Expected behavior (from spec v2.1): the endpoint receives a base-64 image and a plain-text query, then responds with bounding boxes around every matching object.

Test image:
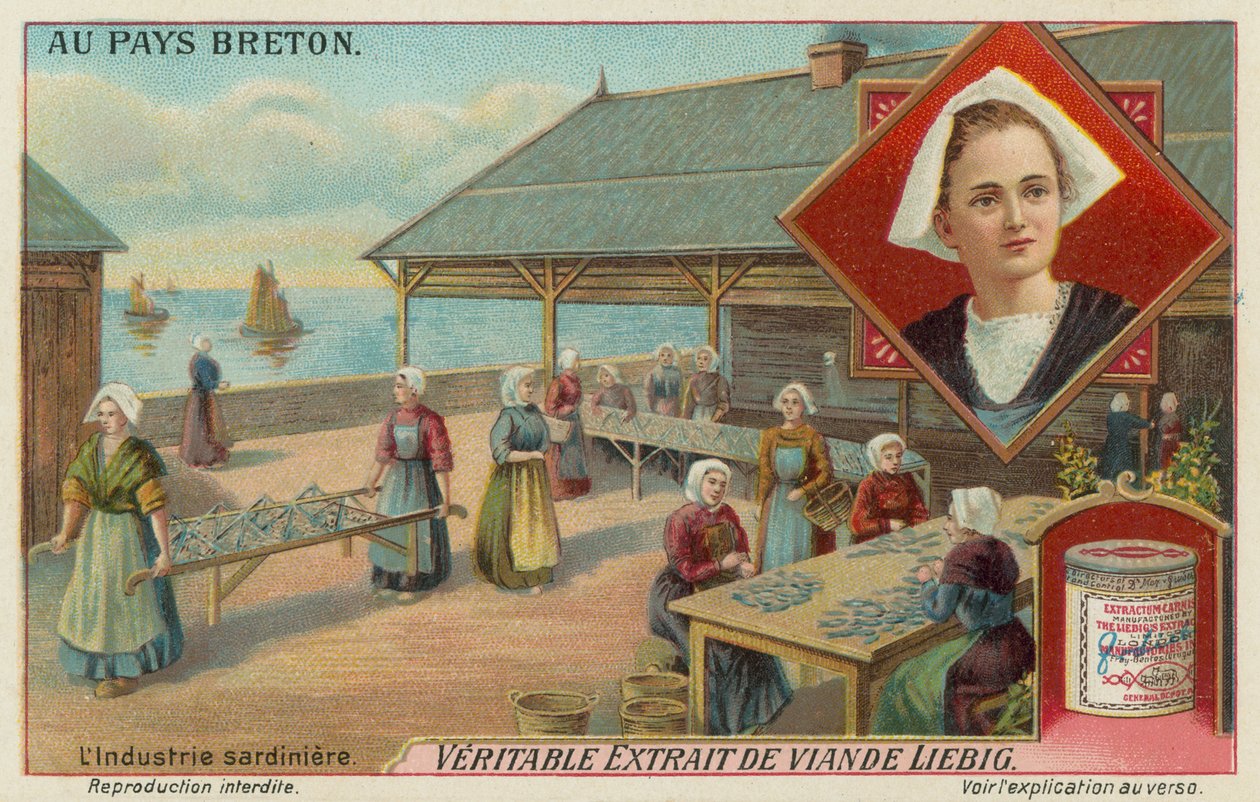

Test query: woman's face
[933,124,1063,287]
[598,369,615,388]
[944,505,967,544]
[879,444,904,475]
[568,356,580,372]
[393,376,415,405]
[696,350,712,372]
[699,470,729,507]
[96,399,129,436]
[516,375,536,404]
[658,349,674,367]
[779,390,805,423]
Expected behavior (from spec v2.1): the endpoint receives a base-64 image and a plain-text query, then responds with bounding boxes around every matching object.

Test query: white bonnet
[83,382,143,427]
[865,432,906,471]
[684,458,732,506]
[950,486,1003,536]
[774,382,818,416]
[397,365,426,396]
[888,66,1123,262]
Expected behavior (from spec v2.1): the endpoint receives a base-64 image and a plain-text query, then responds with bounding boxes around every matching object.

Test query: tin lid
[1064,539,1197,574]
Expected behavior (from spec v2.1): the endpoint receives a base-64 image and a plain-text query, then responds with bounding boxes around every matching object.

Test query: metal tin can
[1065,539,1196,717]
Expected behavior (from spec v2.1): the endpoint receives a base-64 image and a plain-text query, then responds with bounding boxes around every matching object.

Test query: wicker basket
[542,415,573,443]
[803,481,853,531]
[620,697,687,737]
[508,690,599,736]
[621,666,688,704]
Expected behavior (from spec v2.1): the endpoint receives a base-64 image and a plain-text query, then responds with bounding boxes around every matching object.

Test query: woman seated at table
[648,459,792,735]
[872,487,1035,736]
[756,382,835,570]
[850,433,929,543]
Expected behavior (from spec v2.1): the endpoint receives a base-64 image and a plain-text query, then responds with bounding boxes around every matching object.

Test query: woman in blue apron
[363,366,454,602]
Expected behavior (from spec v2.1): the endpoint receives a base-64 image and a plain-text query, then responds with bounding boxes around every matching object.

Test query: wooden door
[21,252,101,552]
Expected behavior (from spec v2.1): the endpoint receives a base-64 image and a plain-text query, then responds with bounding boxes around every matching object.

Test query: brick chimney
[806,40,868,90]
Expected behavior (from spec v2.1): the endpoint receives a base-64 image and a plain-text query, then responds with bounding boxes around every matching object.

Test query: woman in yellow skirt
[472,366,561,594]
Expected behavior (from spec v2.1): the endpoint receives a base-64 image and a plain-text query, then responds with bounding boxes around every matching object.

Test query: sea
[103,288,709,394]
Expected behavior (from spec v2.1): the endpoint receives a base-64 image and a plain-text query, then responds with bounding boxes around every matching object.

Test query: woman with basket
[544,347,592,500]
[755,383,838,571]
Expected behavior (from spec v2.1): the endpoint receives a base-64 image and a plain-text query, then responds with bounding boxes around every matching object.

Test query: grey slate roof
[365,24,1233,260]
[23,155,126,253]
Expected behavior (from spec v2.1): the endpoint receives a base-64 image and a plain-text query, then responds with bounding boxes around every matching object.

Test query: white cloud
[27,72,585,284]
[105,204,401,289]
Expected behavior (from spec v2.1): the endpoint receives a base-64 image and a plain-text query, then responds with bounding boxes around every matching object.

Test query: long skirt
[546,411,591,500]
[58,509,183,680]
[648,568,792,735]
[473,460,560,589]
[370,458,450,592]
[178,389,230,468]
[871,618,1034,736]
[759,447,815,571]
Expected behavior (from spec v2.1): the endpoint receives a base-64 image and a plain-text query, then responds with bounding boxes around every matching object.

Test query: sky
[25,22,1000,287]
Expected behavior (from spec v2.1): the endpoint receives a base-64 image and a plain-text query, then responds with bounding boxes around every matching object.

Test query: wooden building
[362,23,1234,514]
[21,155,127,551]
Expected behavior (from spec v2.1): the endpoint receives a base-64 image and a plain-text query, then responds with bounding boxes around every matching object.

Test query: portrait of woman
[1099,391,1152,483]
[472,366,561,594]
[178,334,232,469]
[682,345,731,423]
[647,459,792,735]
[890,67,1137,443]
[850,433,929,543]
[872,487,1035,736]
[1155,391,1184,470]
[50,382,183,698]
[756,383,835,570]
[644,343,683,417]
[362,365,453,601]
[544,347,591,500]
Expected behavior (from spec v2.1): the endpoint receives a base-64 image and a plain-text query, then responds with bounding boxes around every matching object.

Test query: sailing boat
[163,276,180,294]
[123,273,169,322]
[240,260,303,338]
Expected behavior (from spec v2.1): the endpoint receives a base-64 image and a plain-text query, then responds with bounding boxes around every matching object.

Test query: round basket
[621,666,688,703]
[803,482,853,531]
[508,690,599,736]
[620,696,687,737]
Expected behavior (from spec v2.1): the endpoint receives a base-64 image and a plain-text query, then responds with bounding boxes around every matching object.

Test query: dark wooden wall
[727,305,1233,517]
[22,251,103,552]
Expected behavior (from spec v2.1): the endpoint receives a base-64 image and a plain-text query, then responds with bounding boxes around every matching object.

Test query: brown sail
[241,260,302,337]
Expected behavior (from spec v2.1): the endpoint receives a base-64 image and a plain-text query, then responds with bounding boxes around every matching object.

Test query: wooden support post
[897,380,909,442]
[396,264,409,367]
[207,565,221,626]
[708,255,721,347]
[632,442,642,501]
[542,257,557,380]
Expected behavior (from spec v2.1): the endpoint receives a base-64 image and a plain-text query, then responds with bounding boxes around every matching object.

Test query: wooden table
[668,495,1056,735]
[582,403,930,503]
